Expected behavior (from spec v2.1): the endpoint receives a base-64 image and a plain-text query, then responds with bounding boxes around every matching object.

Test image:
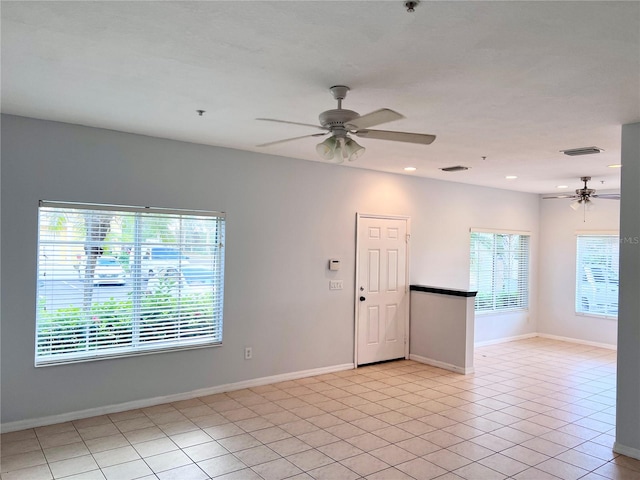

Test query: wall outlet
[244,347,252,360]
[329,280,343,290]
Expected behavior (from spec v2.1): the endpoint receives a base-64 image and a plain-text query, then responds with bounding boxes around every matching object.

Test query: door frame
[354,213,411,367]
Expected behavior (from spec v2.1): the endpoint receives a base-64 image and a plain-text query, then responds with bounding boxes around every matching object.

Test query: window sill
[475,309,529,316]
[35,340,222,367]
[575,312,618,320]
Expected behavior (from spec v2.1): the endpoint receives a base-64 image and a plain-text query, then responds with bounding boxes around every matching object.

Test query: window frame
[575,232,619,319]
[469,228,531,314]
[35,201,226,366]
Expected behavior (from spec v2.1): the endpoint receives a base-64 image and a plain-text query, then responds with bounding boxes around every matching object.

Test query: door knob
[359,296,366,302]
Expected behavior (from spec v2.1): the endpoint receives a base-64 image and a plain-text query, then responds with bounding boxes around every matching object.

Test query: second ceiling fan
[543,176,620,211]
[542,177,620,222]
[257,85,436,163]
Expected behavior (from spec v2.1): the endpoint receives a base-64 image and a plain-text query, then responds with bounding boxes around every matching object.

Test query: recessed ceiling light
[505,175,518,180]
[556,185,569,189]
[404,167,417,172]
[608,164,622,168]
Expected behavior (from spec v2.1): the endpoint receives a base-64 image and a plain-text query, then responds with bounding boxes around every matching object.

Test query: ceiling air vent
[561,146,603,156]
[440,165,469,172]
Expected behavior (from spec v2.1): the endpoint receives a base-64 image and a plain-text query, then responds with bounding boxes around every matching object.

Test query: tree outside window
[470,231,530,313]
[36,202,225,366]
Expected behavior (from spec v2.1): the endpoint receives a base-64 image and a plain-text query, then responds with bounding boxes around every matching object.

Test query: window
[469,230,530,312]
[576,234,619,318]
[36,201,225,366]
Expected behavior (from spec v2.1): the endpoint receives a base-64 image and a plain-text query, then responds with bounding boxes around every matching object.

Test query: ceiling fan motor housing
[319,109,360,129]
[577,177,594,197]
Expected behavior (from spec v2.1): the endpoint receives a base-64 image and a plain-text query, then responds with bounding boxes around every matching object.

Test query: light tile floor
[2,338,640,479]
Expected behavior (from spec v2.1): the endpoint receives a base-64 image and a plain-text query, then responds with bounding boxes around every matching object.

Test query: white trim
[475,333,538,347]
[475,333,617,350]
[354,214,361,368]
[614,442,640,461]
[575,230,619,236]
[358,213,412,221]
[537,333,617,350]
[0,363,354,433]
[475,308,529,317]
[575,312,618,320]
[40,200,225,217]
[469,227,531,236]
[409,354,474,375]
[405,217,411,361]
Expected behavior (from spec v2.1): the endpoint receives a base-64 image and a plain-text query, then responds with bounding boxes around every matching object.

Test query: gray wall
[616,122,640,458]
[1,115,539,426]
[409,291,475,373]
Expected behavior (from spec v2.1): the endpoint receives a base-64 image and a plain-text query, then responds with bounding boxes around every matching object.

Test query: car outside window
[36,201,225,366]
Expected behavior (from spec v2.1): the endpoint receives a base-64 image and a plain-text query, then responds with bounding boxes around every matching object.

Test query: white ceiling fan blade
[354,129,436,145]
[256,132,327,147]
[346,109,404,130]
[542,195,578,199]
[592,194,621,199]
[256,118,327,131]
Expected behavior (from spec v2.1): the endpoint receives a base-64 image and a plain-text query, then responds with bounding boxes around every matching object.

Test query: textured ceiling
[2,1,639,193]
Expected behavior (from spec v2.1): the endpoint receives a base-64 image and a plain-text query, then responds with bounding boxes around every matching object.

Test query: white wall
[538,189,620,347]
[0,115,539,426]
[409,186,540,346]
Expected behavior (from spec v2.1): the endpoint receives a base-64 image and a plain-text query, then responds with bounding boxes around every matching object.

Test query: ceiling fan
[256,85,436,163]
[543,176,620,211]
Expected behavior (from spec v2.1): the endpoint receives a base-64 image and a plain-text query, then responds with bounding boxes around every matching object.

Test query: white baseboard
[537,333,617,350]
[475,333,538,347]
[614,441,640,460]
[474,332,617,350]
[409,354,473,375]
[1,363,354,433]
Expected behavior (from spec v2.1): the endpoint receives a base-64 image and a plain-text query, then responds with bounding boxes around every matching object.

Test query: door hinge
[406,234,411,243]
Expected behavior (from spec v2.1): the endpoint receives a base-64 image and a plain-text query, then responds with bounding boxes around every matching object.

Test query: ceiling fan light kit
[257,85,436,164]
[316,136,338,160]
[543,176,619,220]
[315,136,366,162]
[404,1,419,13]
[343,138,366,161]
[570,198,596,212]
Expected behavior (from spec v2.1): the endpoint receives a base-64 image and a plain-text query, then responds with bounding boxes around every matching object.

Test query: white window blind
[576,234,619,318]
[36,201,225,366]
[469,230,530,312]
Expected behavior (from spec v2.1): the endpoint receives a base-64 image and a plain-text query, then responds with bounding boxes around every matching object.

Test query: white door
[356,215,409,366]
